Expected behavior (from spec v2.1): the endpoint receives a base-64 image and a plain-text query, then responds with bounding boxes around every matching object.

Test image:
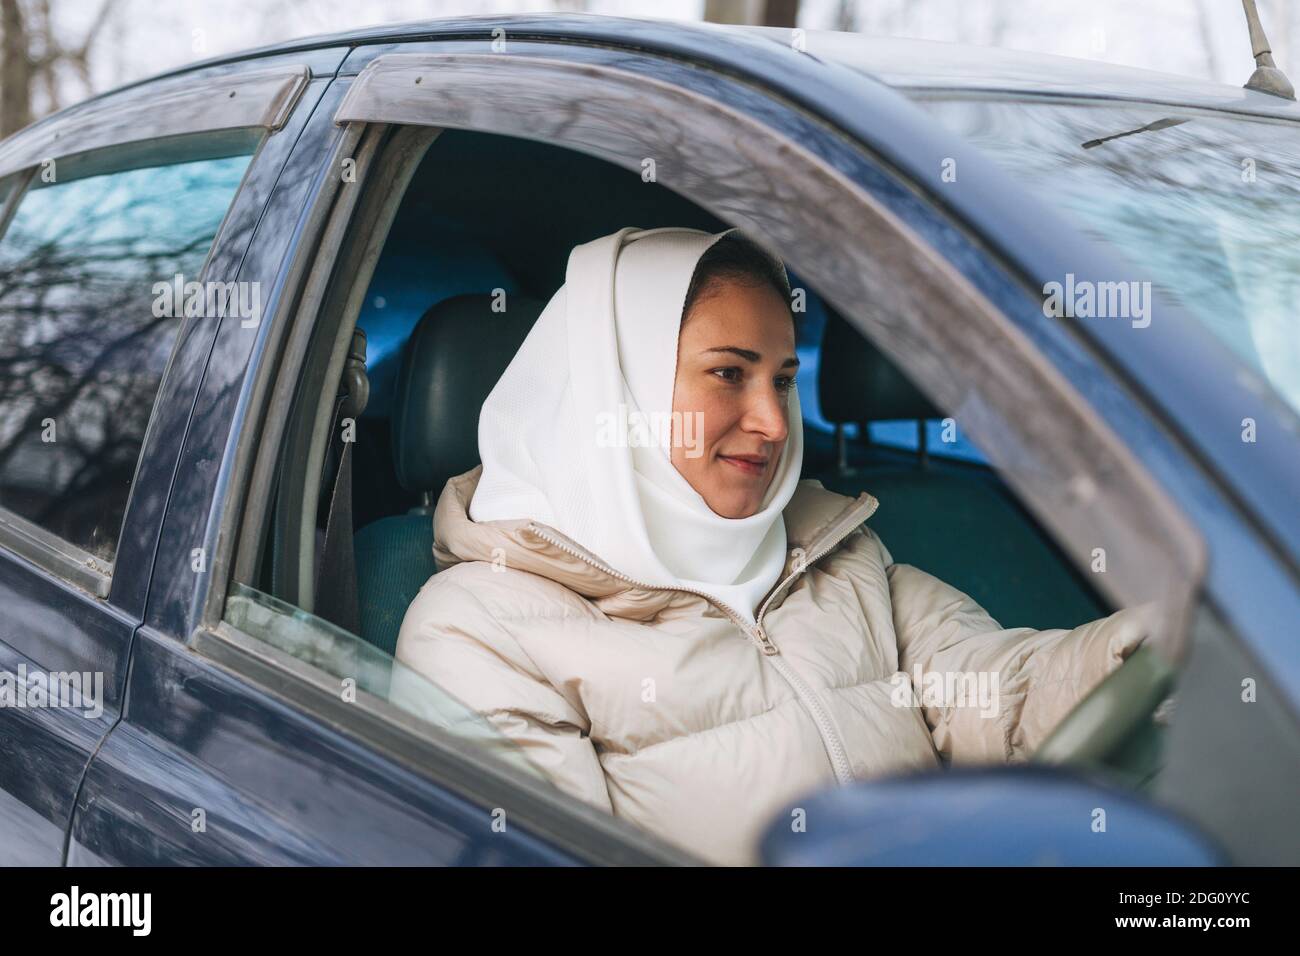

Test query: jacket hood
[432,465,878,623]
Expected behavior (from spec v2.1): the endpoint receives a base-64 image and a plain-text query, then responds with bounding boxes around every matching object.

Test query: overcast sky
[45,0,1297,113]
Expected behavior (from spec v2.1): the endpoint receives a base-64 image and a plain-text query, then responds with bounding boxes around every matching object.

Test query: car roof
[729,25,1300,121]
[71,11,1300,126]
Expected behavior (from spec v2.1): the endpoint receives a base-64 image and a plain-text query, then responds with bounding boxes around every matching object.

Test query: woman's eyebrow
[703,346,800,369]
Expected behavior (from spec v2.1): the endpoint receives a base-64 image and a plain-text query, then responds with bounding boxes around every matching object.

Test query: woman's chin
[703,490,763,520]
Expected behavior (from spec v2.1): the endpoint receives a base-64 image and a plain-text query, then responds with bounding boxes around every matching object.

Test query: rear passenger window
[865,419,989,464]
[0,137,256,561]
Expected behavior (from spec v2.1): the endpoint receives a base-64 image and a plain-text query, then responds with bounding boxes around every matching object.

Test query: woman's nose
[741,385,789,444]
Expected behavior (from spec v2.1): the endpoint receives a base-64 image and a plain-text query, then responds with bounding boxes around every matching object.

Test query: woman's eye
[711,367,742,383]
[776,376,797,392]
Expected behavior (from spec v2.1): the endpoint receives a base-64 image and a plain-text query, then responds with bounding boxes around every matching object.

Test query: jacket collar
[432,465,877,622]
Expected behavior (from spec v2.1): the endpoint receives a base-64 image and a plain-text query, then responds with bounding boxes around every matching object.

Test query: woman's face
[671,276,797,519]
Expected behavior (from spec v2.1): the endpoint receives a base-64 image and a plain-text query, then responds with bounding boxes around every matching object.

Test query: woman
[395,225,1153,866]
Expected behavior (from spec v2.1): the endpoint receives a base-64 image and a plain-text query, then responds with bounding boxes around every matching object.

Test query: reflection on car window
[914,95,1300,416]
[225,582,549,782]
[0,147,253,560]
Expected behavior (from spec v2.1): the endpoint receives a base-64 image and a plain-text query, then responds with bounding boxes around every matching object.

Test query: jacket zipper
[525,492,878,786]
[751,494,879,784]
[755,494,880,627]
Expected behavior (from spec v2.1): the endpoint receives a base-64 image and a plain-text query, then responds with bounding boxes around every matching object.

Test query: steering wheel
[1030,645,1176,777]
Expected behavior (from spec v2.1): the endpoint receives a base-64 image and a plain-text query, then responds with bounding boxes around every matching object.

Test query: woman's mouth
[718,454,768,477]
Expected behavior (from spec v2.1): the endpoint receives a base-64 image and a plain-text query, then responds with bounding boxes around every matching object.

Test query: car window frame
[263,123,435,613]
[0,64,308,183]
[324,49,1206,656]
[0,68,310,598]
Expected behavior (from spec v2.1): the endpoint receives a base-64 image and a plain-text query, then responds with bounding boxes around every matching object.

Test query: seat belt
[316,329,368,635]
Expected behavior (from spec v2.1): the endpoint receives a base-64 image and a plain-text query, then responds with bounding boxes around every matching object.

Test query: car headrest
[817,309,941,425]
[391,292,545,499]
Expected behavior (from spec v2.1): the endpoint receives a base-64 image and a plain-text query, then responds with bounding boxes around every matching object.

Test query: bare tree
[0,0,121,137]
[704,0,801,27]
[1194,0,1222,82]
[0,0,31,136]
[986,0,1011,47]
[763,0,799,28]
[833,0,857,32]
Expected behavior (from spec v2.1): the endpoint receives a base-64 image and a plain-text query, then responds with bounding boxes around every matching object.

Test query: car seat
[354,292,544,655]
[814,310,1105,630]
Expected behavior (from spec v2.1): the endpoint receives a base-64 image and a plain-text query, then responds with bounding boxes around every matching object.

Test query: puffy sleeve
[392,573,614,814]
[886,561,1155,764]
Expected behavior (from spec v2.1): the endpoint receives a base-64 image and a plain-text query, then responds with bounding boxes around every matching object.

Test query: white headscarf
[469,226,804,624]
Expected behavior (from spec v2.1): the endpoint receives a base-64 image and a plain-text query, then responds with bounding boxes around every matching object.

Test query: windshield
[911,95,1300,416]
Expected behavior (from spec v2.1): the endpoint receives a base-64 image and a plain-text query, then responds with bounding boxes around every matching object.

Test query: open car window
[220,118,1138,784]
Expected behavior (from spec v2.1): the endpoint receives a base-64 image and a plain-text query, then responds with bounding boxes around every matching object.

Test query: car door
[60,57,674,866]
[0,58,325,864]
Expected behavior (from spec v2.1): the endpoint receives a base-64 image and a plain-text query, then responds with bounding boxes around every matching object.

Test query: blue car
[0,12,1296,866]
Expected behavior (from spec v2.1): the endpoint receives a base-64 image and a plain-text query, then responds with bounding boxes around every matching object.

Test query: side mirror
[758,766,1225,866]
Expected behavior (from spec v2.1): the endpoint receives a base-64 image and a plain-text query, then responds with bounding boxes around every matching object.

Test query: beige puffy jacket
[395,465,1151,865]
